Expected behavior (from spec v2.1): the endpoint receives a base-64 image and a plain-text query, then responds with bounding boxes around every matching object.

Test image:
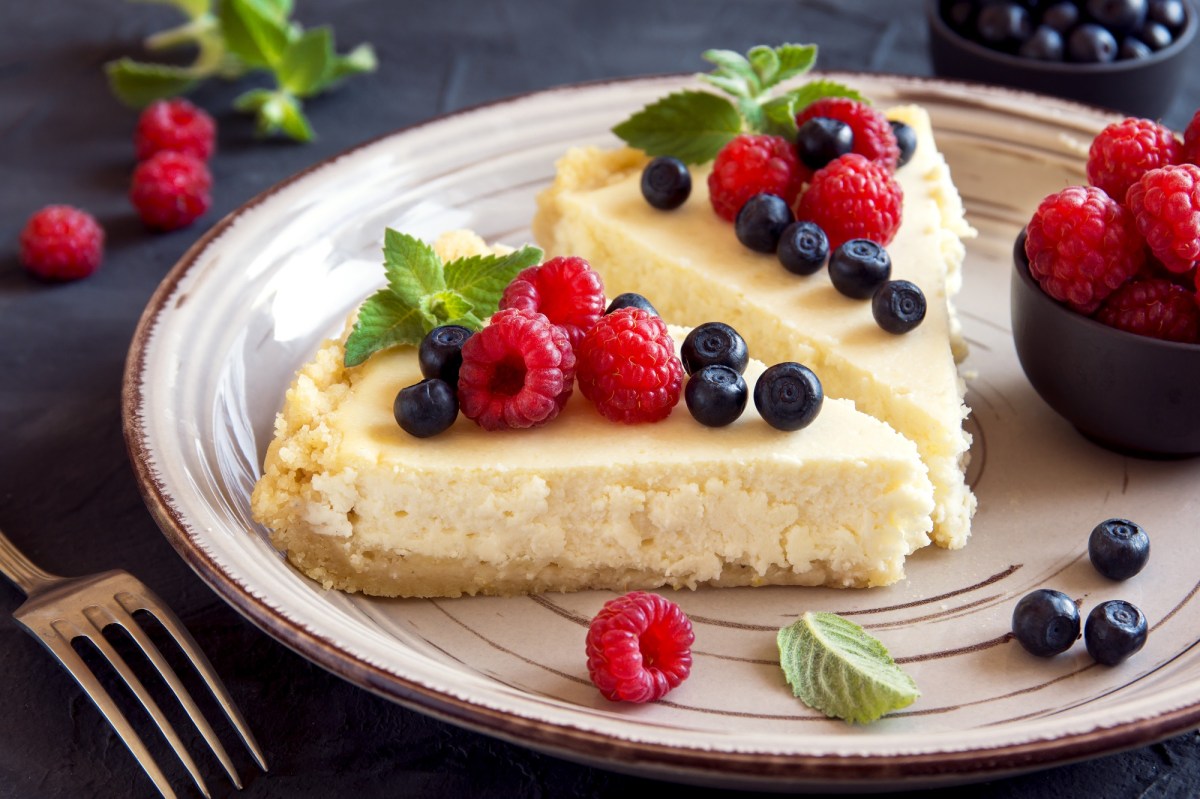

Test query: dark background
[2,1,1198,797]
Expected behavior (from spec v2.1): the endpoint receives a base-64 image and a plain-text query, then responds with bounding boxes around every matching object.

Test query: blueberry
[829,239,892,300]
[1088,518,1150,580]
[976,2,1034,51]
[1068,22,1120,60]
[685,365,748,427]
[1020,25,1066,59]
[872,280,927,334]
[1120,35,1154,57]
[640,156,692,210]
[419,325,473,387]
[1085,599,1148,665]
[1149,0,1186,32]
[753,362,823,431]
[1138,19,1174,48]
[1011,589,1081,657]
[681,322,749,375]
[606,292,659,316]
[735,193,795,254]
[777,221,830,276]
[1041,1,1081,32]
[890,120,917,168]
[796,117,854,170]
[1087,0,1148,34]
[394,378,458,438]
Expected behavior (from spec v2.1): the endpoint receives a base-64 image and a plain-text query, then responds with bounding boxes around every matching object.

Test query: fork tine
[81,606,212,799]
[123,591,269,772]
[25,617,180,799]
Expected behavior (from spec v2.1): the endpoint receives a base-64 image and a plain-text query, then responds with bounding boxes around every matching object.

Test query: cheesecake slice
[251,232,936,598]
[533,105,976,549]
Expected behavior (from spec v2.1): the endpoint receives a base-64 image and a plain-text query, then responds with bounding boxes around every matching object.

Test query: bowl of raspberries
[927,0,1197,117]
[1012,110,1200,456]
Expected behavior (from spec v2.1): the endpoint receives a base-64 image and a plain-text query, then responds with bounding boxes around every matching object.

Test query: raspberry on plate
[793,153,903,251]
[576,307,683,423]
[456,308,576,430]
[1096,278,1200,343]
[585,591,694,703]
[707,133,809,222]
[1024,185,1144,313]
[134,98,217,162]
[1126,163,1200,274]
[18,205,104,281]
[130,151,213,231]
[498,255,606,349]
[795,97,901,171]
[1086,117,1181,203]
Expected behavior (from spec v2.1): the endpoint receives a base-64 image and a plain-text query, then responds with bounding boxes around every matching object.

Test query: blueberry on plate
[796,117,853,170]
[872,280,927,334]
[640,156,692,210]
[829,239,892,299]
[1011,589,1081,657]
[606,292,659,316]
[753,362,823,431]
[685,364,748,427]
[681,322,749,375]
[735,193,794,254]
[777,220,829,276]
[394,378,458,438]
[419,325,473,387]
[1085,599,1148,665]
[890,120,917,168]
[1088,518,1150,580]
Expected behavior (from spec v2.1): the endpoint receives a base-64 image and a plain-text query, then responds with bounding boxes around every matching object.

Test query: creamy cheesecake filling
[532,105,976,548]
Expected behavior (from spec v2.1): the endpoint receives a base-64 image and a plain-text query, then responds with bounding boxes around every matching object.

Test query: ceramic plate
[123,74,1200,791]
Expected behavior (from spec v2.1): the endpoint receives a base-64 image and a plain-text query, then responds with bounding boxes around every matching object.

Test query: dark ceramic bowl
[927,0,1198,118]
[1011,231,1200,457]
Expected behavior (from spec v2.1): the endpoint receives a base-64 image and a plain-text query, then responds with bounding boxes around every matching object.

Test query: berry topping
[585,591,694,703]
[872,280,927,334]
[129,151,213,231]
[795,117,853,170]
[1085,599,1148,665]
[707,133,808,222]
[1088,519,1151,580]
[1067,23,1119,62]
[1011,589,1081,657]
[499,255,606,349]
[394,378,458,438]
[777,220,830,276]
[134,98,217,162]
[890,120,917,168]
[456,308,576,431]
[794,153,903,251]
[680,322,749,375]
[685,364,748,427]
[734,193,794,253]
[606,292,659,316]
[18,205,104,282]
[753,362,823,432]
[419,325,473,387]
[576,308,683,424]
[1086,117,1181,204]
[1126,163,1200,274]
[641,156,692,210]
[829,239,892,300]
[795,98,901,171]
[1024,185,1145,313]
[1095,278,1200,342]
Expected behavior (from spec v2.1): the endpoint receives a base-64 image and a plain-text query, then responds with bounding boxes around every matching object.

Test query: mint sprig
[343,231,543,367]
[105,0,376,142]
[777,611,919,724]
[613,43,866,163]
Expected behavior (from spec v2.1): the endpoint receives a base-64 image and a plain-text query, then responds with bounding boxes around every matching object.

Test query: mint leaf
[106,59,201,107]
[760,80,868,139]
[220,0,292,69]
[383,230,446,304]
[747,45,781,88]
[280,26,334,97]
[343,290,427,367]
[275,93,314,141]
[327,43,378,86]
[787,79,868,111]
[613,90,742,164]
[777,612,919,724]
[419,290,476,329]
[769,43,818,84]
[701,49,760,97]
[444,246,542,312]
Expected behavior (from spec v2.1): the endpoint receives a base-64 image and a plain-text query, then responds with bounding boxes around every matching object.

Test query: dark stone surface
[1,1,1198,797]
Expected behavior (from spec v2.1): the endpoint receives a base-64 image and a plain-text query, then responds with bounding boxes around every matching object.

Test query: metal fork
[0,527,267,798]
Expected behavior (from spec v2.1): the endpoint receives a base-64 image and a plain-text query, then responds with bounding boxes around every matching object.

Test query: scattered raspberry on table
[129,151,213,231]
[134,98,217,162]
[18,205,105,282]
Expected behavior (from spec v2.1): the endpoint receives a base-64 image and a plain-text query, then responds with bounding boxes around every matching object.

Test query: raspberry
[1086,117,1181,203]
[18,205,104,281]
[793,153,903,251]
[585,591,694,703]
[1024,185,1145,313]
[498,256,605,349]
[130,151,212,231]
[707,134,808,222]
[1126,163,1200,274]
[456,308,575,430]
[795,97,901,171]
[134,98,216,162]
[576,308,683,424]
[1096,278,1200,342]
[1182,109,1200,166]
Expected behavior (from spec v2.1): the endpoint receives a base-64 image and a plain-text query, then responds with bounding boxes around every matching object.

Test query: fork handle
[0,528,60,597]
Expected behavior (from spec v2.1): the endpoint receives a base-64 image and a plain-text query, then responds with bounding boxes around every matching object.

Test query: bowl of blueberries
[927,0,1197,117]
